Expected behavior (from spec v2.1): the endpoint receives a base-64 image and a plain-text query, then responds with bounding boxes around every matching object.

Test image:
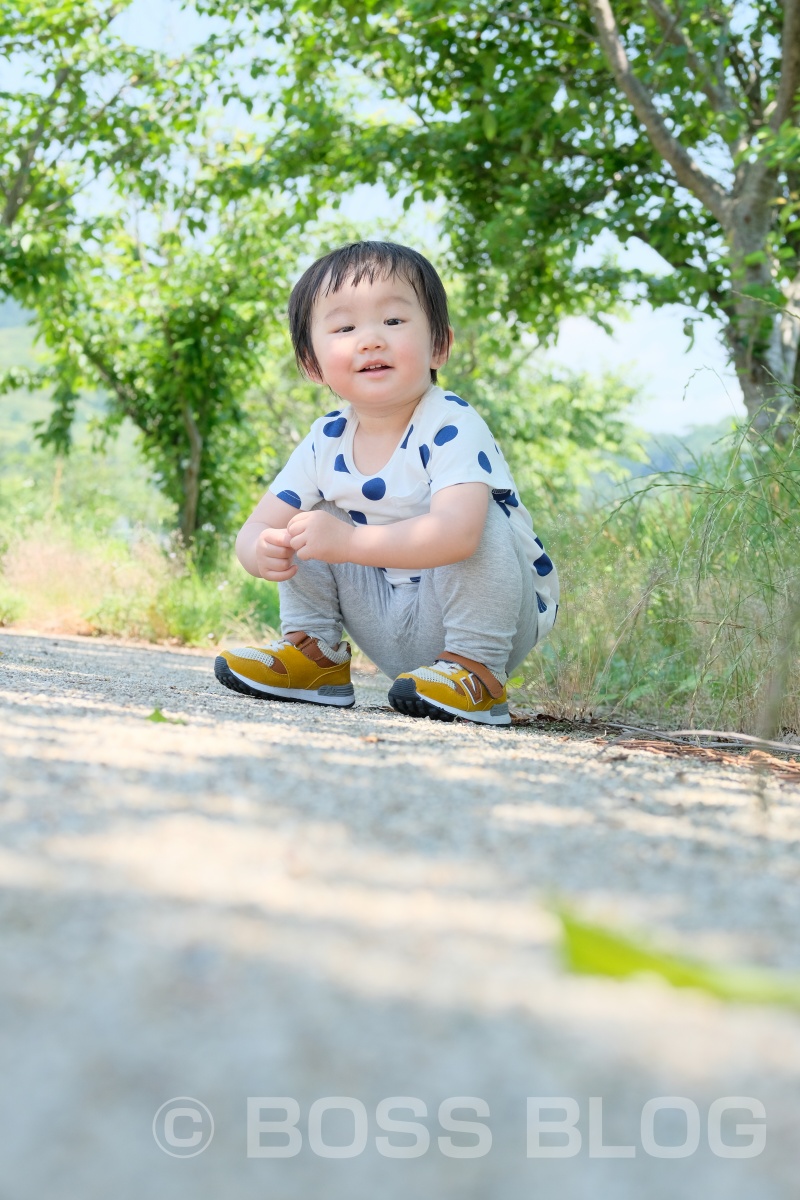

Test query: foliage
[205,0,800,422]
[0,517,280,644]
[0,424,280,643]
[443,296,644,510]
[0,1,245,296]
[3,190,315,550]
[523,418,800,734]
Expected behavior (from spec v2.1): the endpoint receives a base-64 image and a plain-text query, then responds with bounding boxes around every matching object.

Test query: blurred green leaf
[146,707,187,725]
[558,909,800,1010]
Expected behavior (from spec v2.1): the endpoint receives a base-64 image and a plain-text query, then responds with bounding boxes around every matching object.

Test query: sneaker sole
[388,678,511,727]
[215,658,355,707]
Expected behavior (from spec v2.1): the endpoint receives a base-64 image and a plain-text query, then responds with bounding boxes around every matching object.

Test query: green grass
[522,420,800,735]
[0,322,280,645]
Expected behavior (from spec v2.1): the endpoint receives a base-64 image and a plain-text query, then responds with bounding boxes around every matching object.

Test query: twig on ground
[511,711,800,756]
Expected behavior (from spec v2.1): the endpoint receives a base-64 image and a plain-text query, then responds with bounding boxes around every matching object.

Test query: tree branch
[1,65,71,227]
[726,36,764,122]
[771,0,800,131]
[646,0,730,113]
[586,0,730,225]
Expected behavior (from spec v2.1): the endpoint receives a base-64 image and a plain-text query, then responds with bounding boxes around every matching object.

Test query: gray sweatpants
[278,501,539,683]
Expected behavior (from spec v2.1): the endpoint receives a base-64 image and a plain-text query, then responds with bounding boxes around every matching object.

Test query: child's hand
[287,510,354,563]
[255,526,297,581]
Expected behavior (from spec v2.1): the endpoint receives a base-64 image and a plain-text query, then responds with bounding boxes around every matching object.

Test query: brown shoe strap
[284,630,349,668]
[440,652,505,699]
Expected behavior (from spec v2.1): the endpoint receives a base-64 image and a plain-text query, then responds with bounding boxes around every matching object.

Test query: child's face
[308,273,451,411]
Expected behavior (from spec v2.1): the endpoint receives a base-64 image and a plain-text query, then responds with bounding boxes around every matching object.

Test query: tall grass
[0,518,280,644]
[0,437,280,645]
[523,419,800,735]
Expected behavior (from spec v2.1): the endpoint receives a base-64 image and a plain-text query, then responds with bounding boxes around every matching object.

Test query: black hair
[288,240,451,384]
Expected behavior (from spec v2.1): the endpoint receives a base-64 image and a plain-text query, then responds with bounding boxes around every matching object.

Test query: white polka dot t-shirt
[269,384,559,638]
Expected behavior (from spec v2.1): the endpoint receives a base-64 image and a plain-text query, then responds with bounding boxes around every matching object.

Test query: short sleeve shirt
[269,384,559,638]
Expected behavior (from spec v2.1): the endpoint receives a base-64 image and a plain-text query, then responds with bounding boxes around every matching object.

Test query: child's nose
[358,324,387,351]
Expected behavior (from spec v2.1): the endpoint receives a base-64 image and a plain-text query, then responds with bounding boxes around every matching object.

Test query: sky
[113,0,745,436]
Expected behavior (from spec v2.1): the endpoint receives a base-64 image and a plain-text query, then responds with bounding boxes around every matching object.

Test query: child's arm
[287,483,490,569]
[236,492,303,581]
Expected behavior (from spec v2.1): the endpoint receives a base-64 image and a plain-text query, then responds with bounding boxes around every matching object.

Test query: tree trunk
[724,172,797,436]
[180,401,203,544]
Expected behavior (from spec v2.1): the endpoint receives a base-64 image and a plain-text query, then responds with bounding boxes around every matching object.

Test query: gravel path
[1,629,799,1199]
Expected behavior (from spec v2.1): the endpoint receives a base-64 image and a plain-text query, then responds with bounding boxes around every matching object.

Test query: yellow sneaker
[388,653,510,727]
[215,631,354,707]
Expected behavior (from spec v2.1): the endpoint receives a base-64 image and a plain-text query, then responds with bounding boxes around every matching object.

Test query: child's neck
[348,387,430,474]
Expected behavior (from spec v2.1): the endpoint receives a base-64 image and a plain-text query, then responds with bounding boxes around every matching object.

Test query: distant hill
[641,419,738,473]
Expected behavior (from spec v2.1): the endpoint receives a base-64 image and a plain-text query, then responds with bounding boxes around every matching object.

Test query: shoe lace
[264,637,293,652]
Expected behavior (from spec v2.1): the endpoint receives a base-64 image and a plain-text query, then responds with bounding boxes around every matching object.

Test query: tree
[0,0,238,299]
[3,192,306,547]
[206,0,800,432]
[443,290,644,510]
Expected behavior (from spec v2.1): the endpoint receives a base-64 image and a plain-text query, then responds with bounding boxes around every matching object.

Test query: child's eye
[384,318,403,326]
[335,325,355,333]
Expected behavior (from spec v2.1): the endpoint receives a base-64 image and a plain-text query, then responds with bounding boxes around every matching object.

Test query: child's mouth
[359,364,391,373]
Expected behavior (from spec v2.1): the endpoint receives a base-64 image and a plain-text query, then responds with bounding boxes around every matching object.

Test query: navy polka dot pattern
[323,416,347,437]
[266,384,558,608]
[362,477,386,501]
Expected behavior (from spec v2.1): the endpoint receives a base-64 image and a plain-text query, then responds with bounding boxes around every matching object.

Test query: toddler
[215,241,558,726]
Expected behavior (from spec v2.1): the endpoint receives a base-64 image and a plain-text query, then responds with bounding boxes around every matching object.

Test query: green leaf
[558,909,800,1010]
[482,110,498,142]
[146,708,187,725]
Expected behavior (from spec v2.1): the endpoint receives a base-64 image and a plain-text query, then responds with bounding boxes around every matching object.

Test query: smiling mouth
[359,363,392,372]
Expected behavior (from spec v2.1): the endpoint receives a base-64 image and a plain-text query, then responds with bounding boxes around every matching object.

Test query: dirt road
[1,629,799,1199]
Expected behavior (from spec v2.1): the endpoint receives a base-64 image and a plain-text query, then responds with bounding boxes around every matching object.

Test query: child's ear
[431,326,455,370]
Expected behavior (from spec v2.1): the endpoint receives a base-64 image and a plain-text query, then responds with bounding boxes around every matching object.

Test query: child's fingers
[263,526,293,548]
[262,564,297,581]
